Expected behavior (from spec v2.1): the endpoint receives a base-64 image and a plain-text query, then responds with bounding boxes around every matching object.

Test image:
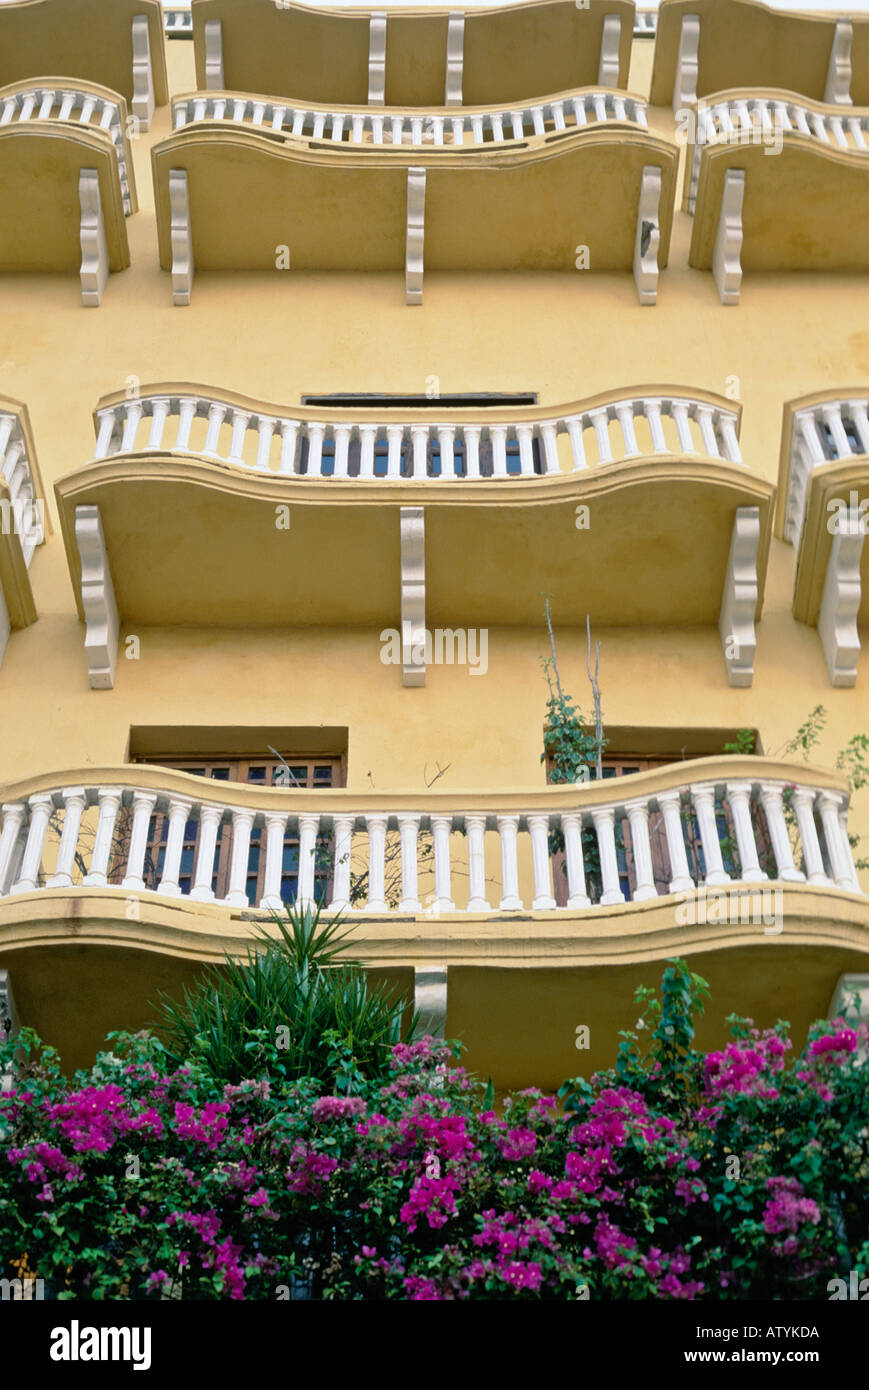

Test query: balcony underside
[152,126,677,273]
[650,0,869,107]
[55,457,772,629]
[191,0,634,109]
[1,885,867,1087]
[690,140,869,275]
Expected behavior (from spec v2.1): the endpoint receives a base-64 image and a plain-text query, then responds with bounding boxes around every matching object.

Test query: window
[112,755,344,907]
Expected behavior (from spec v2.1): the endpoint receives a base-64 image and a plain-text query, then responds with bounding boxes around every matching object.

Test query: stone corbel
[445,12,465,105]
[633,165,661,305]
[672,13,700,113]
[824,19,853,106]
[414,965,447,1039]
[131,14,155,129]
[368,12,387,105]
[400,506,425,687]
[598,14,622,88]
[204,19,224,89]
[719,505,760,687]
[79,169,109,307]
[74,504,118,689]
[818,511,863,687]
[406,166,426,305]
[169,169,194,305]
[713,169,744,305]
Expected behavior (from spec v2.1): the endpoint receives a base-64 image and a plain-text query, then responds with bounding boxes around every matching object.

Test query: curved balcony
[152,121,677,305]
[0,396,47,665]
[192,0,634,110]
[171,84,648,146]
[0,0,167,130]
[684,89,869,215]
[777,390,869,687]
[53,381,770,687]
[652,0,869,111]
[0,86,132,304]
[0,78,138,215]
[1,756,865,1085]
[687,94,869,304]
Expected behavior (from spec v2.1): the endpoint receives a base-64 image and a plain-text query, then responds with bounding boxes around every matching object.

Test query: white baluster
[312,112,326,138]
[386,425,404,479]
[539,422,560,474]
[624,799,658,900]
[0,803,27,895]
[719,414,742,463]
[11,794,54,893]
[122,790,158,891]
[333,424,351,478]
[228,410,249,464]
[437,426,457,477]
[822,404,853,460]
[572,97,588,126]
[490,424,508,477]
[491,113,504,141]
[645,399,668,453]
[147,398,171,450]
[588,408,613,464]
[696,407,720,457]
[565,416,587,470]
[657,790,695,893]
[203,402,225,456]
[818,792,856,889]
[364,814,388,912]
[450,117,464,145]
[411,425,429,478]
[592,807,625,905]
[725,782,763,882]
[397,814,422,911]
[82,788,123,887]
[561,813,590,909]
[615,403,640,458]
[37,90,54,119]
[791,789,829,885]
[307,423,325,476]
[359,424,377,478]
[528,814,555,909]
[497,815,523,910]
[255,418,274,471]
[552,100,566,130]
[512,423,532,476]
[189,805,223,902]
[470,114,484,142]
[120,401,143,452]
[297,814,320,908]
[465,814,490,911]
[592,94,607,122]
[331,114,345,142]
[222,808,255,906]
[175,398,197,452]
[291,110,305,137]
[672,402,696,454]
[510,111,524,139]
[93,410,118,459]
[59,92,75,120]
[838,804,862,892]
[690,784,730,886]
[328,815,354,913]
[463,425,481,478]
[279,420,299,473]
[157,796,194,897]
[758,784,804,882]
[390,116,403,144]
[848,402,869,454]
[430,815,455,911]
[259,811,288,911]
[351,113,365,142]
[531,105,545,135]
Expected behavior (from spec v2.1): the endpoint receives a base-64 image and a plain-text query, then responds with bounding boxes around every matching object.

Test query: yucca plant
[152,902,416,1087]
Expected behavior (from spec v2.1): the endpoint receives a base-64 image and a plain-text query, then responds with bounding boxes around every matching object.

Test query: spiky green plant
[151,902,416,1088]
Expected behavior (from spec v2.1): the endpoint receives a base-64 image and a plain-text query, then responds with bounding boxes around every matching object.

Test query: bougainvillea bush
[1,962,867,1300]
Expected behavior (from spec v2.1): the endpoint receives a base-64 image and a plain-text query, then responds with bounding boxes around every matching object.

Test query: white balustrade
[0,773,856,912]
[687,95,869,214]
[784,396,869,545]
[0,408,45,569]
[0,84,134,214]
[90,391,744,480]
[171,88,648,147]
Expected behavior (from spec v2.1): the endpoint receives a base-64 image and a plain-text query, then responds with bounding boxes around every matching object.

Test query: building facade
[0,0,868,1091]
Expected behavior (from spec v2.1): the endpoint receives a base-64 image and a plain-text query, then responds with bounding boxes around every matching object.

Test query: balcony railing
[0,79,136,215]
[686,91,869,214]
[89,386,744,478]
[171,86,648,146]
[0,401,45,570]
[781,393,869,546]
[0,759,860,914]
